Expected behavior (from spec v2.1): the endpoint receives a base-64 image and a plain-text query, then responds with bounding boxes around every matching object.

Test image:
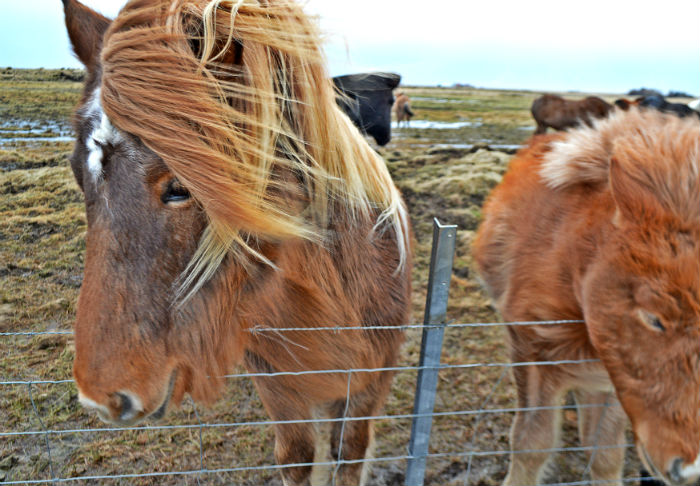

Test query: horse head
[549,110,700,482]
[64,0,408,427]
[333,72,401,146]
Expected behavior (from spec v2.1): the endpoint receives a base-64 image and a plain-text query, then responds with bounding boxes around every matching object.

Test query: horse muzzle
[639,443,700,486]
[77,372,176,426]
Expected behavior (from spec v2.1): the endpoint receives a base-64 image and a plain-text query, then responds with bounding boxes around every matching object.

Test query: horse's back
[532,95,611,131]
[583,96,612,119]
[473,133,603,322]
[530,94,561,119]
[475,109,699,324]
[531,95,572,131]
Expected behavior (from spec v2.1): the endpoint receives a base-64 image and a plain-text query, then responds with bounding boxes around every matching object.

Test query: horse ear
[384,73,401,90]
[62,0,111,70]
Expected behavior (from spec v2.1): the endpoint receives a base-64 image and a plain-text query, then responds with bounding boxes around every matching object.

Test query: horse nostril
[668,457,697,485]
[114,392,141,422]
[115,392,131,420]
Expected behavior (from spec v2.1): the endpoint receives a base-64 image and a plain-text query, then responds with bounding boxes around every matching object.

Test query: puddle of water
[1,129,62,136]
[392,120,481,130]
[411,97,470,104]
[430,142,523,151]
[0,120,72,137]
[0,119,74,146]
[411,97,481,105]
[0,136,74,146]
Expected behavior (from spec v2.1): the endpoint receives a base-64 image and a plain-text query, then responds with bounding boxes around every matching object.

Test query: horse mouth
[148,372,176,422]
[638,443,673,485]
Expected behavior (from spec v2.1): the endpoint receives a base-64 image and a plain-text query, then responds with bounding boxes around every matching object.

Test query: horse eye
[651,317,665,332]
[638,310,666,332]
[161,179,191,204]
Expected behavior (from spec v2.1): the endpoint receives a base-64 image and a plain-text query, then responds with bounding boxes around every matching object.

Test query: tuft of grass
[0,69,82,128]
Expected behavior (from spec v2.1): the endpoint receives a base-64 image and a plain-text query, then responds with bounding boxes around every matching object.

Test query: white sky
[1,0,699,93]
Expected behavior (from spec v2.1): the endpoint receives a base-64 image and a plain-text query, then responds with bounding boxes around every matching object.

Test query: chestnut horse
[62,0,412,484]
[393,93,415,127]
[531,94,612,134]
[613,98,640,111]
[474,109,700,484]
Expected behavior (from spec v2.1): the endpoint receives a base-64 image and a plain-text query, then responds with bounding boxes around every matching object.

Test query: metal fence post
[405,218,457,486]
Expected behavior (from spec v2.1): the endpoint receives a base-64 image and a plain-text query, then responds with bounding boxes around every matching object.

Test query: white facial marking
[680,450,700,479]
[78,391,111,416]
[85,87,102,118]
[84,87,122,181]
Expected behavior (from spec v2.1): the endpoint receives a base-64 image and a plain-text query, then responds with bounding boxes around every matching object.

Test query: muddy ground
[0,69,657,485]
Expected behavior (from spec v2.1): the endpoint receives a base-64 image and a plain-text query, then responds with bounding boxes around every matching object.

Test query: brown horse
[531,93,612,134]
[614,98,640,110]
[62,0,412,484]
[393,92,415,127]
[474,108,700,484]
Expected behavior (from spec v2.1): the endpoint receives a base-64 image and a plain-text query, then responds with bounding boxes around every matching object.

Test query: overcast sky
[2,0,699,94]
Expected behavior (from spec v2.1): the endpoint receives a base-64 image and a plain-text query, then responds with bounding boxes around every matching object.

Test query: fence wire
[1,318,647,486]
[1,319,585,337]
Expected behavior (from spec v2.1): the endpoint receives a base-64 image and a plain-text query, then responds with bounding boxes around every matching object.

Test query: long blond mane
[100,0,408,294]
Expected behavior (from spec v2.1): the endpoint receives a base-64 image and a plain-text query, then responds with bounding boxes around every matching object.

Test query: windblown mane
[541,108,700,224]
[100,0,408,292]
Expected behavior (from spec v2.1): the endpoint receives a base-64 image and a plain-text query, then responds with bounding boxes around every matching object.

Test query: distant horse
[393,93,415,127]
[637,95,700,119]
[474,109,700,485]
[333,72,401,146]
[62,0,412,485]
[531,94,612,134]
[613,98,639,110]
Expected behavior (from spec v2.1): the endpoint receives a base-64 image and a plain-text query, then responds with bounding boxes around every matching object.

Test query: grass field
[0,68,652,485]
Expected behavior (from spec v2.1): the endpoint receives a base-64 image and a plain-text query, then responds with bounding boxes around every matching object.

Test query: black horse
[638,95,700,118]
[333,72,401,146]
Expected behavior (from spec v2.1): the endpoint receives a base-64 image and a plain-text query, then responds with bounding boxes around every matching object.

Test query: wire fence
[1,221,647,486]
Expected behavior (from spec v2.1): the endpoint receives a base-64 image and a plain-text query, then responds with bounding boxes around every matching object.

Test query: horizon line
[2,67,697,99]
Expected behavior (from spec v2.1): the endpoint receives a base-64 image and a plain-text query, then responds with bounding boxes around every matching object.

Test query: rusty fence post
[405,218,457,486]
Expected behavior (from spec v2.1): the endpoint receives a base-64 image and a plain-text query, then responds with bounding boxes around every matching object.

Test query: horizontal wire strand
[0,402,615,438]
[3,319,629,485]
[0,319,585,338]
[1,358,600,386]
[0,449,639,485]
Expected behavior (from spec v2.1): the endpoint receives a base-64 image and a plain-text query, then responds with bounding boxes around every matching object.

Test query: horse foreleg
[274,421,316,486]
[573,389,626,485]
[256,383,315,486]
[330,412,374,486]
[246,353,315,486]
[534,122,547,135]
[503,364,566,486]
[328,371,395,486]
